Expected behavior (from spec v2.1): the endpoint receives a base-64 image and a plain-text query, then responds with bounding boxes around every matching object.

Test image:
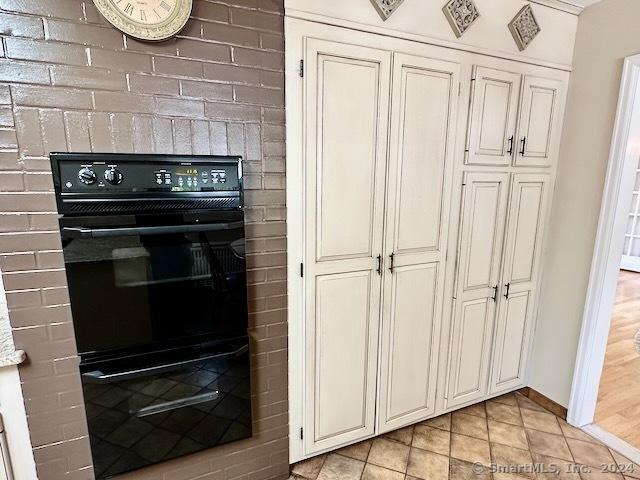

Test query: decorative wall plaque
[442,0,480,38]
[370,0,406,21]
[508,4,541,51]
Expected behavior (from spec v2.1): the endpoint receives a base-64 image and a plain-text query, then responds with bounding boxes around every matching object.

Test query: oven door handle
[81,344,249,384]
[61,222,244,239]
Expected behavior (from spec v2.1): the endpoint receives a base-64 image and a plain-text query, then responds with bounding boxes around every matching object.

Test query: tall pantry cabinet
[446,67,563,408]
[288,21,569,461]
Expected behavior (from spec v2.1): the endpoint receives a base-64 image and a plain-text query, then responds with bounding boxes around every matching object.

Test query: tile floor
[290,392,640,480]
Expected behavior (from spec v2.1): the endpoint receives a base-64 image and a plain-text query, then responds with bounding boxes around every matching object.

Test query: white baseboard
[583,424,640,465]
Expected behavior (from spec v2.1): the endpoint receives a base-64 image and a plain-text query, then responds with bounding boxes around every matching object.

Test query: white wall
[285,0,579,67]
[531,0,640,407]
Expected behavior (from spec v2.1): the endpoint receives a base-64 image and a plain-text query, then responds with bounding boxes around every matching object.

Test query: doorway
[569,54,640,462]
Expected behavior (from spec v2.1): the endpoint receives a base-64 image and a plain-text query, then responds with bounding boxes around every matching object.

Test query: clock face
[113,0,177,24]
[93,0,193,41]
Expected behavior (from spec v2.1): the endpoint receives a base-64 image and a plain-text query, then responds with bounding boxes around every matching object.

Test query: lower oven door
[80,339,251,479]
[59,211,248,356]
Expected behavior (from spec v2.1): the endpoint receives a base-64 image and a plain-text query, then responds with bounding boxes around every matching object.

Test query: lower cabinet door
[446,172,510,408]
[490,174,551,393]
[377,52,460,431]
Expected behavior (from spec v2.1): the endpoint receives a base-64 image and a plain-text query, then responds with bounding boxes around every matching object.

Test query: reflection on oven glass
[84,353,251,478]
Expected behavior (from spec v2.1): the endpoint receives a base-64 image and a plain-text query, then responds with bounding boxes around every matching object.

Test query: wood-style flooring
[595,269,640,448]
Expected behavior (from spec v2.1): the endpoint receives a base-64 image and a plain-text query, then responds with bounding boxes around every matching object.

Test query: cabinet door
[378,53,460,432]
[466,67,521,167]
[303,38,391,454]
[490,174,551,393]
[446,172,510,408]
[515,76,563,168]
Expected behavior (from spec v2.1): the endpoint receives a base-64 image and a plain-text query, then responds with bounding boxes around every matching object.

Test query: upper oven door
[60,211,247,357]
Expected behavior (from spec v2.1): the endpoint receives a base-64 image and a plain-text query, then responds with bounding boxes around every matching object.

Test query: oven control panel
[57,158,242,194]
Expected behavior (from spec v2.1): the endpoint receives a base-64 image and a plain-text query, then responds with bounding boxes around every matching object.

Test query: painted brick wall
[0,1,288,478]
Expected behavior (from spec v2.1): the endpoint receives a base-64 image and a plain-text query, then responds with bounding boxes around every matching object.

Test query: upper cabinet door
[378,53,460,432]
[515,76,564,168]
[303,38,391,455]
[490,174,551,393]
[446,172,510,408]
[466,67,521,167]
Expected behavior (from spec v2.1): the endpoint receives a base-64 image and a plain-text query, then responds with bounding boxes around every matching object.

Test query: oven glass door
[60,212,248,357]
[82,347,251,478]
[60,212,251,478]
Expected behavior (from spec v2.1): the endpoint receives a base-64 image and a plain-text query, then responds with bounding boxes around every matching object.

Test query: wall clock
[93,0,193,42]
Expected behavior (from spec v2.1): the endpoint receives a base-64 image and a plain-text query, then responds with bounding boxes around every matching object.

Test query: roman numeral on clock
[160,1,171,12]
[140,9,147,21]
[124,2,134,15]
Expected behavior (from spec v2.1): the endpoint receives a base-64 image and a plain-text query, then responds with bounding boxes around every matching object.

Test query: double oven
[51,153,251,478]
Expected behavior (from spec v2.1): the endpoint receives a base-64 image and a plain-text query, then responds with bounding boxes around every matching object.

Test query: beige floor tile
[493,474,532,480]
[459,402,487,418]
[449,458,492,480]
[531,452,581,479]
[558,420,600,444]
[361,464,405,480]
[566,438,615,468]
[450,433,491,466]
[412,425,450,456]
[491,443,535,479]
[368,438,410,473]
[610,450,640,479]
[488,420,528,450]
[292,454,326,479]
[316,454,364,480]
[336,439,372,462]
[487,401,523,426]
[421,413,451,431]
[384,426,414,446]
[520,408,563,435]
[515,393,547,413]
[452,412,489,440]
[526,429,573,461]
[493,393,519,406]
[406,447,449,480]
[579,467,624,479]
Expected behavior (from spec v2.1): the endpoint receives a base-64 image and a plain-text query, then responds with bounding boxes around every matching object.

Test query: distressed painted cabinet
[302,38,391,453]
[377,53,460,433]
[287,19,569,461]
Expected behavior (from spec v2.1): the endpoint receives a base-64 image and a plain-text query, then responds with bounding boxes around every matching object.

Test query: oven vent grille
[62,197,240,214]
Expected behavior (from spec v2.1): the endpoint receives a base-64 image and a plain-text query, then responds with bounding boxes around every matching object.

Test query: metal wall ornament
[370,0,406,21]
[442,0,480,38]
[508,4,541,51]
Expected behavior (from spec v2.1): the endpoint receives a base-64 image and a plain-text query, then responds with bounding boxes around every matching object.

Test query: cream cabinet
[446,172,552,408]
[302,38,391,453]
[490,174,552,393]
[515,77,564,168]
[377,53,459,433]
[446,172,510,407]
[446,64,563,410]
[466,67,521,167]
[302,38,460,454]
[466,67,564,169]
[291,24,568,460]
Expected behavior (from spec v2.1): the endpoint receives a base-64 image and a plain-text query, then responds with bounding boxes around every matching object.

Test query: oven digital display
[176,167,198,176]
[171,167,201,192]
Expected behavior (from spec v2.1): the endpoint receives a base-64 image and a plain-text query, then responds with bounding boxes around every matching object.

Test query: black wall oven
[51,153,251,478]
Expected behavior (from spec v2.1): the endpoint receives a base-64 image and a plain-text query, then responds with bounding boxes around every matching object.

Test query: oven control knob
[104,168,124,185]
[78,167,97,185]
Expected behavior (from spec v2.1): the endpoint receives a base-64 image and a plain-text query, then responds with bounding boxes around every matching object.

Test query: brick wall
[0,1,288,479]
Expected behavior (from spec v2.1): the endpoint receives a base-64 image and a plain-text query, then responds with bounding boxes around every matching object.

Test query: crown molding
[528,0,585,15]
